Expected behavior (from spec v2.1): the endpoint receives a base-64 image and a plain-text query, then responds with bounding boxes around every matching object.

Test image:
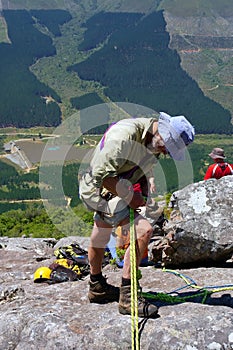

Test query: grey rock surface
[0,234,233,350]
[150,176,233,267]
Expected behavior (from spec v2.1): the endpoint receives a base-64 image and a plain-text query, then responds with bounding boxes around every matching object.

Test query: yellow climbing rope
[130,208,139,350]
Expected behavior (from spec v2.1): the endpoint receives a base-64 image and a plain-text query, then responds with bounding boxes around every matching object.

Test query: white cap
[158,112,195,161]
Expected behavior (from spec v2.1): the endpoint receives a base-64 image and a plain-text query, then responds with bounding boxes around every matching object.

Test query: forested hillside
[0,1,232,132]
[70,11,232,134]
[0,10,70,127]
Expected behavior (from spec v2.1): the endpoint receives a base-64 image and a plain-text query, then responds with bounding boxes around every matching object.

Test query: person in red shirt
[204,147,233,180]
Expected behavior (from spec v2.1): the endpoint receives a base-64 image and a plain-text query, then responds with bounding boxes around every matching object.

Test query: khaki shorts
[94,205,129,227]
[80,171,130,226]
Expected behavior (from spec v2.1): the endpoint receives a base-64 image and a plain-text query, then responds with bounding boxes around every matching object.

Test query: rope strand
[130,208,140,350]
[142,268,233,305]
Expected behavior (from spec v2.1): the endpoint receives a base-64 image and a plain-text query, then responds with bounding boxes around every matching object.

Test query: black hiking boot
[118,285,158,318]
[88,275,119,303]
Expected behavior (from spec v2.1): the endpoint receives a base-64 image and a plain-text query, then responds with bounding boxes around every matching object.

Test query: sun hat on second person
[209,147,226,160]
[158,112,195,161]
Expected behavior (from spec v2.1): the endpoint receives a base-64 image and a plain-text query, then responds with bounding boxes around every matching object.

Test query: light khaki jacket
[79,117,157,212]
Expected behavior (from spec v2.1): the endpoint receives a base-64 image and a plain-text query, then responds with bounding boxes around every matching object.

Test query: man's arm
[102,176,146,209]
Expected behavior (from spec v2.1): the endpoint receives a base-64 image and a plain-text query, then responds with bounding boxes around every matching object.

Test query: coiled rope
[164,268,233,294]
[141,268,233,304]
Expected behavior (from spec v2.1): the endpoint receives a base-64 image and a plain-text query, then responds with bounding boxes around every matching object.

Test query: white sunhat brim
[158,113,187,161]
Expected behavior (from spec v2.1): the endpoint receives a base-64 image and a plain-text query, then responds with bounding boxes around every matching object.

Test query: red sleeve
[204,164,215,180]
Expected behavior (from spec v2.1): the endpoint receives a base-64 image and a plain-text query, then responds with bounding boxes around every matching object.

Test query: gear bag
[49,264,81,283]
[53,243,89,276]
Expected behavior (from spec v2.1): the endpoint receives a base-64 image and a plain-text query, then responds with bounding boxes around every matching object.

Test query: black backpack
[53,243,89,276]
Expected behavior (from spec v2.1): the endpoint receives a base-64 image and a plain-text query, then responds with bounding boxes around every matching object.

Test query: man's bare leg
[118,213,158,317]
[121,213,153,279]
[88,219,119,303]
[88,219,112,275]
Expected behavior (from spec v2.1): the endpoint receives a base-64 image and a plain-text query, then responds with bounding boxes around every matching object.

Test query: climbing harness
[130,208,140,350]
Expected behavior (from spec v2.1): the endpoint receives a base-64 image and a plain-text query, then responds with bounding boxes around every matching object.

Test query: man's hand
[102,176,146,209]
[149,176,156,193]
[125,191,146,209]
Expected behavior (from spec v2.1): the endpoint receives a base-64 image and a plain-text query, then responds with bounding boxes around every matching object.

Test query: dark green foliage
[39,163,64,202]
[0,202,27,214]
[62,163,82,207]
[0,204,64,238]
[30,10,72,37]
[70,94,110,134]
[73,204,94,225]
[39,162,82,206]
[84,123,109,135]
[0,161,40,200]
[71,11,233,134]
[78,11,142,51]
[154,158,179,194]
[0,135,7,151]
[0,10,62,127]
[71,92,104,110]
[0,186,40,201]
[0,201,93,238]
[0,161,81,207]
[0,161,18,185]
[5,10,55,60]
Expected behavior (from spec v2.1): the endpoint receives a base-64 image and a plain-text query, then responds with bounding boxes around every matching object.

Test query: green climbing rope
[141,268,233,305]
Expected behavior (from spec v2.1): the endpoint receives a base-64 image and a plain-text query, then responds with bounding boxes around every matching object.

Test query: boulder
[149,176,233,267]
